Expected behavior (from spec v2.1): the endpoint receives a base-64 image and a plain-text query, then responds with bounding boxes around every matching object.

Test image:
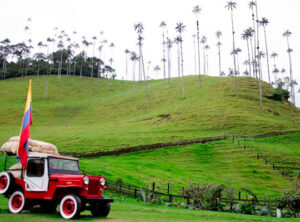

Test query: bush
[185,183,225,211]
[269,83,290,101]
[277,190,300,217]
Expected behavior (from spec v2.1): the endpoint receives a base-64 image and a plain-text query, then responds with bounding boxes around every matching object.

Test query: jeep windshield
[48,157,80,175]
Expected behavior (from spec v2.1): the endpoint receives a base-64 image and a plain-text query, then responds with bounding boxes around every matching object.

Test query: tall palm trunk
[162,31,166,80]
[255,0,262,114]
[206,50,209,75]
[132,61,136,96]
[246,39,252,77]
[80,61,83,79]
[196,20,201,87]
[230,8,238,97]
[203,47,206,75]
[250,37,255,78]
[286,37,295,104]
[193,37,196,75]
[251,8,257,78]
[177,45,181,77]
[125,53,128,80]
[262,25,270,84]
[218,44,222,76]
[60,51,63,76]
[139,45,150,104]
[180,37,185,99]
[168,47,171,81]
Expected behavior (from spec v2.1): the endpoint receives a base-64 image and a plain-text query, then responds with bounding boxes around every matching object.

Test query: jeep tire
[0,172,14,195]
[90,196,111,217]
[60,195,82,219]
[8,191,26,214]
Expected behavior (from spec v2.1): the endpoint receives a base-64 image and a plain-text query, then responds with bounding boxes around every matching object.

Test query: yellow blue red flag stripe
[17,80,32,169]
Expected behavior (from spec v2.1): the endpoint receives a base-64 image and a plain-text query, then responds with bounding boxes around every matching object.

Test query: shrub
[185,183,225,211]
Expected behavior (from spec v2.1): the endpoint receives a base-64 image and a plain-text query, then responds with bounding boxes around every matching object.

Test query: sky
[1,0,300,106]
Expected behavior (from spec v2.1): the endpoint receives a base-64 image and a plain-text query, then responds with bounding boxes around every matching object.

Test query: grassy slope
[0,75,299,152]
[0,195,299,222]
[79,135,299,198]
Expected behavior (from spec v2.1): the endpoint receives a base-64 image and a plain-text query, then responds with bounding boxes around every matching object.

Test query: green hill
[0,75,299,152]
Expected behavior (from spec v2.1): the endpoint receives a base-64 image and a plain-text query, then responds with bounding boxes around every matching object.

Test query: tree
[200,36,207,75]
[134,22,150,104]
[124,49,130,80]
[257,51,265,114]
[225,1,238,96]
[205,45,210,75]
[192,34,197,75]
[159,21,167,80]
[175,22,186,98]
[91,36,97,78]
[193,5,202,87]
[270,52,278,69]
[241,28,253,77]
[0,38,11,79]
[33,53,46,76]
[249,1,257,77]
[235,48,242,75]
[216,31,223,76]
[174,36,181,78]
[154,65,161,79]
[82,37,90,79]
[272,67,279,87]
[243,60,250,76]
[130,51,138,96]
[283,30,295,105]
[259,17,271,84]
[166,38,173,81]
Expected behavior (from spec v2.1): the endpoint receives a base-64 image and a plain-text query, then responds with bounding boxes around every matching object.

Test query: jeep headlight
[83,176,89,185]
[100,178,105,186]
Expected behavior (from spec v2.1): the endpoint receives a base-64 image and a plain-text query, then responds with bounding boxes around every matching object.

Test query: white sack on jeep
[8,163,23,179]
[0,136,58,155]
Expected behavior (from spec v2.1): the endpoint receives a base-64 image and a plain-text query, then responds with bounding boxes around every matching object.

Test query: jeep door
[24,158,49,191]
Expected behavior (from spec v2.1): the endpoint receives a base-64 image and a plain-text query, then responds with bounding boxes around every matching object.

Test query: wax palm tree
[134,22,150,104]
[270,52,278,69]
[200,36,207,75]
[257,50,265,114]
[193,5,201,86]
[259,17,271,84]
[175,22,186,98]
[130,51,138,96]
[243,60,250,76]
[124,49,130,80]
[232,48,242,76]
[159,21,167,80]
[249,1,257,77]
[225,1,238,96]
[216,31,222,76]
[241,28,252,77]
[192,34,197,75]
[82,38,90,78]
[1,38,10,79]
[73,43,80,75]
[166,38,173,81]
[283,30,295,104]
[205,45,210,75]
[34,53,46,76]
[272,67,279,86]
[57,38,64,76]
[154,65,161,79]
[174,36,181,78]
[91,36,97,78]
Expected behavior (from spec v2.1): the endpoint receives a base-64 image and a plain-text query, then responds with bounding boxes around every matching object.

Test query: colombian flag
[17,80,32,169]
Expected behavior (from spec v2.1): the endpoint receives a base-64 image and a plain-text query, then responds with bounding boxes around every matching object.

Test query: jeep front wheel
[59,195,81,219]
[0,172,14,195]
[8,191,26,214]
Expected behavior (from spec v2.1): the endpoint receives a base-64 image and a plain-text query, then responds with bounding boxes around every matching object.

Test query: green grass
[79,136,298,198]
[1,194,299,222]
[0,75,299,152]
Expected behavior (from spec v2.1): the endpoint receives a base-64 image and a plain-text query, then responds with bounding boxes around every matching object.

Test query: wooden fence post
[232,137,234,143]
[169,194,173,203]
[238,191,241,200]
[119,184,122,194]
[187,198,190,205]
[152,182,155,192]
[167,183,170,194]
[257,153,260,159]
[134,188,137,199]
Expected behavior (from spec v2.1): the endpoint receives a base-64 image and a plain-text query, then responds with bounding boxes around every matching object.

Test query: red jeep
[0,152,113,219]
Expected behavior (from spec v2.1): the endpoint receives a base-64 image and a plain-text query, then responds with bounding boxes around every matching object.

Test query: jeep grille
[88,180,99,195]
